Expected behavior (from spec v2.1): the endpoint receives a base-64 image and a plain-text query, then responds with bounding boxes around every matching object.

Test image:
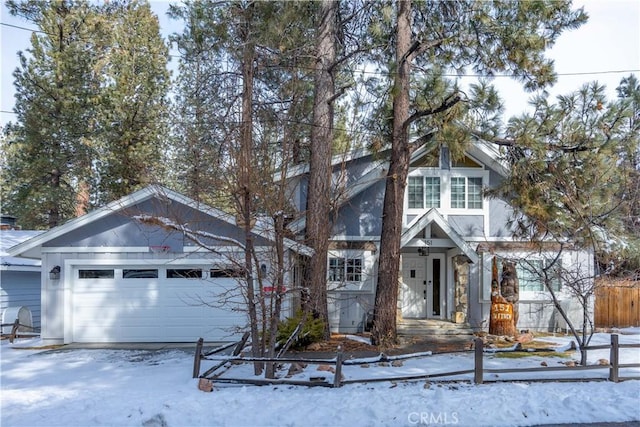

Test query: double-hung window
[328,257,362,282]
[451,177,466,208]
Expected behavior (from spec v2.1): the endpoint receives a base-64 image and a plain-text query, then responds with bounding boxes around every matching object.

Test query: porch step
[397,319,474,337]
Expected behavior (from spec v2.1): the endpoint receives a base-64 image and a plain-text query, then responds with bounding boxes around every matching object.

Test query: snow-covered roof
[1,230,43,271]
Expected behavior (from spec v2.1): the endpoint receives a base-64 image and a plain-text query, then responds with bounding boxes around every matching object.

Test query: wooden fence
[595,285,640,328]
[0,319,40,343]
[192,335,640,388]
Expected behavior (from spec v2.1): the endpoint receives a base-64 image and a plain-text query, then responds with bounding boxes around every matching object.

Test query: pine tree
[168,0,317,377]
[2,0,101,228]
[2,0,170,226]
[493,78,640,277]
[370,0,588,347]
[92,0,170,203]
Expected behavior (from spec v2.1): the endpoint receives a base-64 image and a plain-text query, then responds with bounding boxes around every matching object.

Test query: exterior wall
[331,180,385,237]
[449,215,484,237]
[40,246,292,344]
[326,247,377,333]
[0,270,41,328]
[466,260,483,329]
[295,152,385,215]
[328,292,374,334]
[488,198,517,238]
[476,248,595,333]
[45,199,272,250]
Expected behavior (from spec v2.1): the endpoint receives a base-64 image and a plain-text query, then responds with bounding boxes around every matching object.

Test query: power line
[0,22,45,34]
[3,20,638,79]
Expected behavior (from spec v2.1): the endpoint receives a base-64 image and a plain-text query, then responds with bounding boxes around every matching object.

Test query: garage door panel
[72,266,247,342]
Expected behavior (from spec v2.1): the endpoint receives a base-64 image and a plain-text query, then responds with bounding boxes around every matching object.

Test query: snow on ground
[1,332,639,427]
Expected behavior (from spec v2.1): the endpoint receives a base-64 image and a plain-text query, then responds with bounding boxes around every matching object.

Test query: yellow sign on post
[491,303,513,321]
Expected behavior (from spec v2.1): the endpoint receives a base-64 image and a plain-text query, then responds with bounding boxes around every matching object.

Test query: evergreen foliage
[1,0,169,228]
[492,78,640,278]
[276,310,326,350]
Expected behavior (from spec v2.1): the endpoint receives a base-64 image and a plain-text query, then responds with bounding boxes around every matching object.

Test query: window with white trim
[451,177,466,208]
[408,176,424,208]
[79,269,114,279]
[517,259,562,292]
[451,176,483,209]
[424,177,441,208]
[408,176,440,209]
[328,257,362,282]
[468,177,483,209]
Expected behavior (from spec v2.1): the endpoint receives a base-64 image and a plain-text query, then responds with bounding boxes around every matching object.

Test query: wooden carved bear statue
[500,261,519,329]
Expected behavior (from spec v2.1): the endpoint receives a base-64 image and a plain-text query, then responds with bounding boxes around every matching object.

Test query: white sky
[1,0,639,128]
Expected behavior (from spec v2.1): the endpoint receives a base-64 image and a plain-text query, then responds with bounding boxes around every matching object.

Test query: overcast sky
[1,0,639,129]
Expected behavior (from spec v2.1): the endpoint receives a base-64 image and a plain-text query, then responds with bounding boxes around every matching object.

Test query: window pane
[166,269,203,279]
[468,177,483,209]
[328,257,344,281]
[546,259,563,292]
[123,269,158,279]
[451,177,466,208]
[79,269,114,279]
[425,177,440,208]
[408,176,424,208]
[210,269,244,278]
[346,258,362,282]
[517,261,543,292]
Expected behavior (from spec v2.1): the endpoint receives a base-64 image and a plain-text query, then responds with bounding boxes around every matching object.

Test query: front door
[402,254,445,319]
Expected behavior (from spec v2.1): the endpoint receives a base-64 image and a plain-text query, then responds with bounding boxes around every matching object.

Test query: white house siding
[0,270,42,328]
[40,249,284,344]
[326,248,377,333]
[328,292,374,334]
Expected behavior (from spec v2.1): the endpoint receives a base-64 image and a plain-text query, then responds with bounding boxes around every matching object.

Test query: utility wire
[2,21,639,79]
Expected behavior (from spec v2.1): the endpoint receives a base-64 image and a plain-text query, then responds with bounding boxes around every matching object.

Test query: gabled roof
[8,185,313,259]
[287,140,507,235]
[1,230,43,271]
[401,209,479,263]
[287,162,389,234]
[282,146,379,180]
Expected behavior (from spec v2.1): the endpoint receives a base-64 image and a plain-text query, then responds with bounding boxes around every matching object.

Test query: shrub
[277,310,325,350]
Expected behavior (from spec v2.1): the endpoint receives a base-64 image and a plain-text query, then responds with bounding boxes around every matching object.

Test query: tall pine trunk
[305,0,337,338]
[371,0,412,347]
[237,3,262,376]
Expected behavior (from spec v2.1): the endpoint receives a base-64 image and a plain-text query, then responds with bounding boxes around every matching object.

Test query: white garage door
[71,266,247,342]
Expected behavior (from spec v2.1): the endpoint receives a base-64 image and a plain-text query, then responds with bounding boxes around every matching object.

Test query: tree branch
[404,93,461,132]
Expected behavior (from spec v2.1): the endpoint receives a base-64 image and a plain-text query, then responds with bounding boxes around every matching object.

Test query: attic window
[452,155,482,168]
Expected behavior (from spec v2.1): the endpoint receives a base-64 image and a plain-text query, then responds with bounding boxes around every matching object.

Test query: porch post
[454,256,469,324]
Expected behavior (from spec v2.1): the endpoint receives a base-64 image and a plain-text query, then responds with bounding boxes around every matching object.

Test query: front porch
[398,208,478,331]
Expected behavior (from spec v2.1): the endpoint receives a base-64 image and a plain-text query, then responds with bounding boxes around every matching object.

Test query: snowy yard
[1,331,639,427]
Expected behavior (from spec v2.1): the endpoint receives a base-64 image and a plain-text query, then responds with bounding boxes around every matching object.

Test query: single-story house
[1,216,43,330]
